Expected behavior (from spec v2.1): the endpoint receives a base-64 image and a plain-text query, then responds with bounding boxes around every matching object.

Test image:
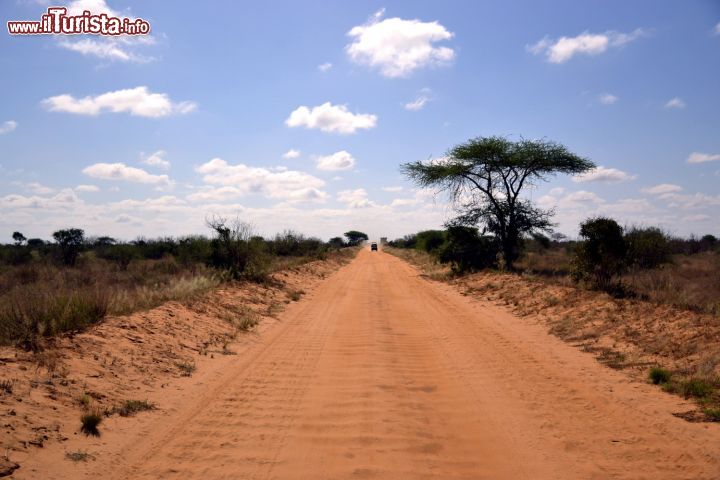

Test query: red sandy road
[18,248,720,479]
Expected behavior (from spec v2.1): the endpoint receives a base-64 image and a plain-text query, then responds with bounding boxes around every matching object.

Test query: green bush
[415,230,446,253]
[388,234,417,249]
[96,244,137,270]
[571,217,627,291]
[269,230,327,257]
[207,217,269,280]
[52,228,85,266]
[680,378,715,398]
[436,226,499,273]
[625,227,671,269]
[176,235,212,266]
[648,367,671,385]
[0,245,33,266]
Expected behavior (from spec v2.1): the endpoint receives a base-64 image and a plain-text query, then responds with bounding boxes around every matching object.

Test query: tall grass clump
[0,288,108,350]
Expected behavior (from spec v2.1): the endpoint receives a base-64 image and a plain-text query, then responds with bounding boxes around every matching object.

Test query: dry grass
[395,246,720,419]
[622,252,720,315]
[114,399,154,417]
[176,360,196,377]
[518,248,720,315]
[384,247,452,280]
[65,450,95,462]
[0,257,220,348]
[0,247,359,348]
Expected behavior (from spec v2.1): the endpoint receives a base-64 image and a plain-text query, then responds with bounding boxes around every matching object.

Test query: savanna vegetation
[0,217,359,350]
[394,135,719,419]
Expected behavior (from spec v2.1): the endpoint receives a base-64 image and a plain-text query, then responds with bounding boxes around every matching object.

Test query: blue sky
[1,0,719,242]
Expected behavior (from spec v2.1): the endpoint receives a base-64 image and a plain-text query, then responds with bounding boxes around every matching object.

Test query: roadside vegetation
[0,218,359,350]
[393,134,719,420]
[387,228,720,419]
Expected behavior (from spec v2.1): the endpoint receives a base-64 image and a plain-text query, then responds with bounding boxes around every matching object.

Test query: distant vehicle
[370,242,378,251]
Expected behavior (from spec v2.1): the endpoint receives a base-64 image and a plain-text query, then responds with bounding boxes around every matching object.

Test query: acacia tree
[52,228,85,266]
[12,231,26,246]
[402,136,594,270]
[344,230,368,246]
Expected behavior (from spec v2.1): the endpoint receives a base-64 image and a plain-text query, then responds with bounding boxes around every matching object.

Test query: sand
[5,248,720,479]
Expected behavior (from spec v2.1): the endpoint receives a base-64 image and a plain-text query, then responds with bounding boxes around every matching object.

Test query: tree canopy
[402,136,595,270]
[344,231,369,246]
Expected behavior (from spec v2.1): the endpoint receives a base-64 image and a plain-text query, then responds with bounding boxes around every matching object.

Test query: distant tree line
[0,220,367,280]
[389,221,718,292]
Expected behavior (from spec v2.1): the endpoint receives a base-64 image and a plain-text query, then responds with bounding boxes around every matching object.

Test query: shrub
[176,235,212,266]
[52,228,85,266]
[415,230,446,253]
[571,217,626,291]
[388,234,417,249]
[436,226,499,274]
[96,244,137,270]
[80,411,102,436]
[704,408,720,422]
[177,360,196,377]
[680,378,715,398]
[116,399,154,417]
[328,237,346,249]
[625,227,671,269]
[0,246,33,266]
[270,230,326,258]
[206,217,269,280]
[648,367,671,385]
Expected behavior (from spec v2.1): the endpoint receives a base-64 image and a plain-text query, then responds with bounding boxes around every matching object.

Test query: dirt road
[20,248,720,479]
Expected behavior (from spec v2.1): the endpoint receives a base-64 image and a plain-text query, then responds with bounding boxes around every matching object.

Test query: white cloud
[404,92,430,111]
[318,62,332,72]
[528,29,645,63]
[58,1,155,63]
[141,150,170,170]
[390,198,418,207]
[315,150,356,171]
[664,97,686,109]
[186,186,244,202]
[715,22,720,35]
[563,191,606,205]
[642,184,682,195]
[57,38,153,63]
[684,214,710,222]
[286,102,377,134]
[114,214,143,224]
[599,93,618,105]
[572,166,636,183]
[337,188,375,208]
[389,188,437,208]
[17,182,55,195]
[687,152,720,164]
[658,192,720,210]
[195,158,327,203]
[282,149,301,159]
[75,184,100,192]
[82,162,171,185]
[42,87,197,118]
[346,9,454,78]
[383,186,403,192]
[0,120,17,134]
[0,189,80,210]
[66,0,119,16]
